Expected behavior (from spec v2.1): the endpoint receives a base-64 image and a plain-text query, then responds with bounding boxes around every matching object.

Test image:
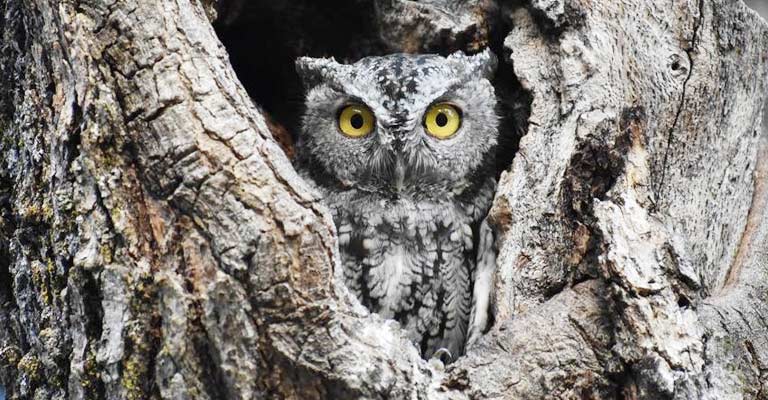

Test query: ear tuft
[295,57,344,89]
[448,48,498,80]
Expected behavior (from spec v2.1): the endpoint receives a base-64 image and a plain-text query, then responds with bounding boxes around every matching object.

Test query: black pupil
[435,112,448,127]
[350,113,364,129]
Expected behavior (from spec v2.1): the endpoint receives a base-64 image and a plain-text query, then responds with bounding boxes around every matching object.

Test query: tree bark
[0,0,766,399]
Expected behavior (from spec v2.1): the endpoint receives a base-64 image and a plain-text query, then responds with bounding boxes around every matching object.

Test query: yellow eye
[424,103,461,139]
[338,104,375,138]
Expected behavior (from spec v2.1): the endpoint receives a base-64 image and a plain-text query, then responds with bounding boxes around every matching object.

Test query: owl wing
[466,218,496,348]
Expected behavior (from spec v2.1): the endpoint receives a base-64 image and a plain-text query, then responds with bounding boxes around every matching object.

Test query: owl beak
[383,126,408,194]
[389,129,408,193]
[389,127,408,150]
[391,138,405,153]
[393,155,405,193]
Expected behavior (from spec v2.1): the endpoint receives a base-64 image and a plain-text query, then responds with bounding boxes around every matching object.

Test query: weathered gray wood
[476,1,768,397]
[0,0,766,399]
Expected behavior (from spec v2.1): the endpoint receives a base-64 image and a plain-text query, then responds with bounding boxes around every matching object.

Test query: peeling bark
[0,0,766,399]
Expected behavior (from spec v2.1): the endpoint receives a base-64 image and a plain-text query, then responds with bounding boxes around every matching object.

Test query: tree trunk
[0,0,766,399]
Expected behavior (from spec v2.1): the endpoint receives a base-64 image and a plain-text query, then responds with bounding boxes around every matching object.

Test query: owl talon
[431,348,453,364]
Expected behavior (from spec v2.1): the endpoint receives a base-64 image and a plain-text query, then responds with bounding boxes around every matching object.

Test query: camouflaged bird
[295,50,498,360]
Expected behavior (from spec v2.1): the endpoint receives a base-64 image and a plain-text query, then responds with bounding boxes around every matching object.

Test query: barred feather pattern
[327,179,495,358]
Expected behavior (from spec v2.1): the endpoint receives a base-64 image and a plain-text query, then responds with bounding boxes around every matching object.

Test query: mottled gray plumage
[295,50,498,360]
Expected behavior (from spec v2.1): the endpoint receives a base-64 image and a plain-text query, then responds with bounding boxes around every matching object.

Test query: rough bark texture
[0,0,766,399]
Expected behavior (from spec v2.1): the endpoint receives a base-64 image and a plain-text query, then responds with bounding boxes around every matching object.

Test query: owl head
[295,50,499,201]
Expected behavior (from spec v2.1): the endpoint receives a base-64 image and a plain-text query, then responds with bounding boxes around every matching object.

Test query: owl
[295,50,498,361]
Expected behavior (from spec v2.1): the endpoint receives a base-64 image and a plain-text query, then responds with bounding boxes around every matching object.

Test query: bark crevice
[654,0,705,208]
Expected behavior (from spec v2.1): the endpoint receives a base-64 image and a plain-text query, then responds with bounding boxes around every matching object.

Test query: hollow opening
[213,1,530,175]
[213,0,532,361]
[214,1,387,138]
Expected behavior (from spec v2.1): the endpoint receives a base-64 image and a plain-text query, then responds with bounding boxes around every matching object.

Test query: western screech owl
[295,50,498,360]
